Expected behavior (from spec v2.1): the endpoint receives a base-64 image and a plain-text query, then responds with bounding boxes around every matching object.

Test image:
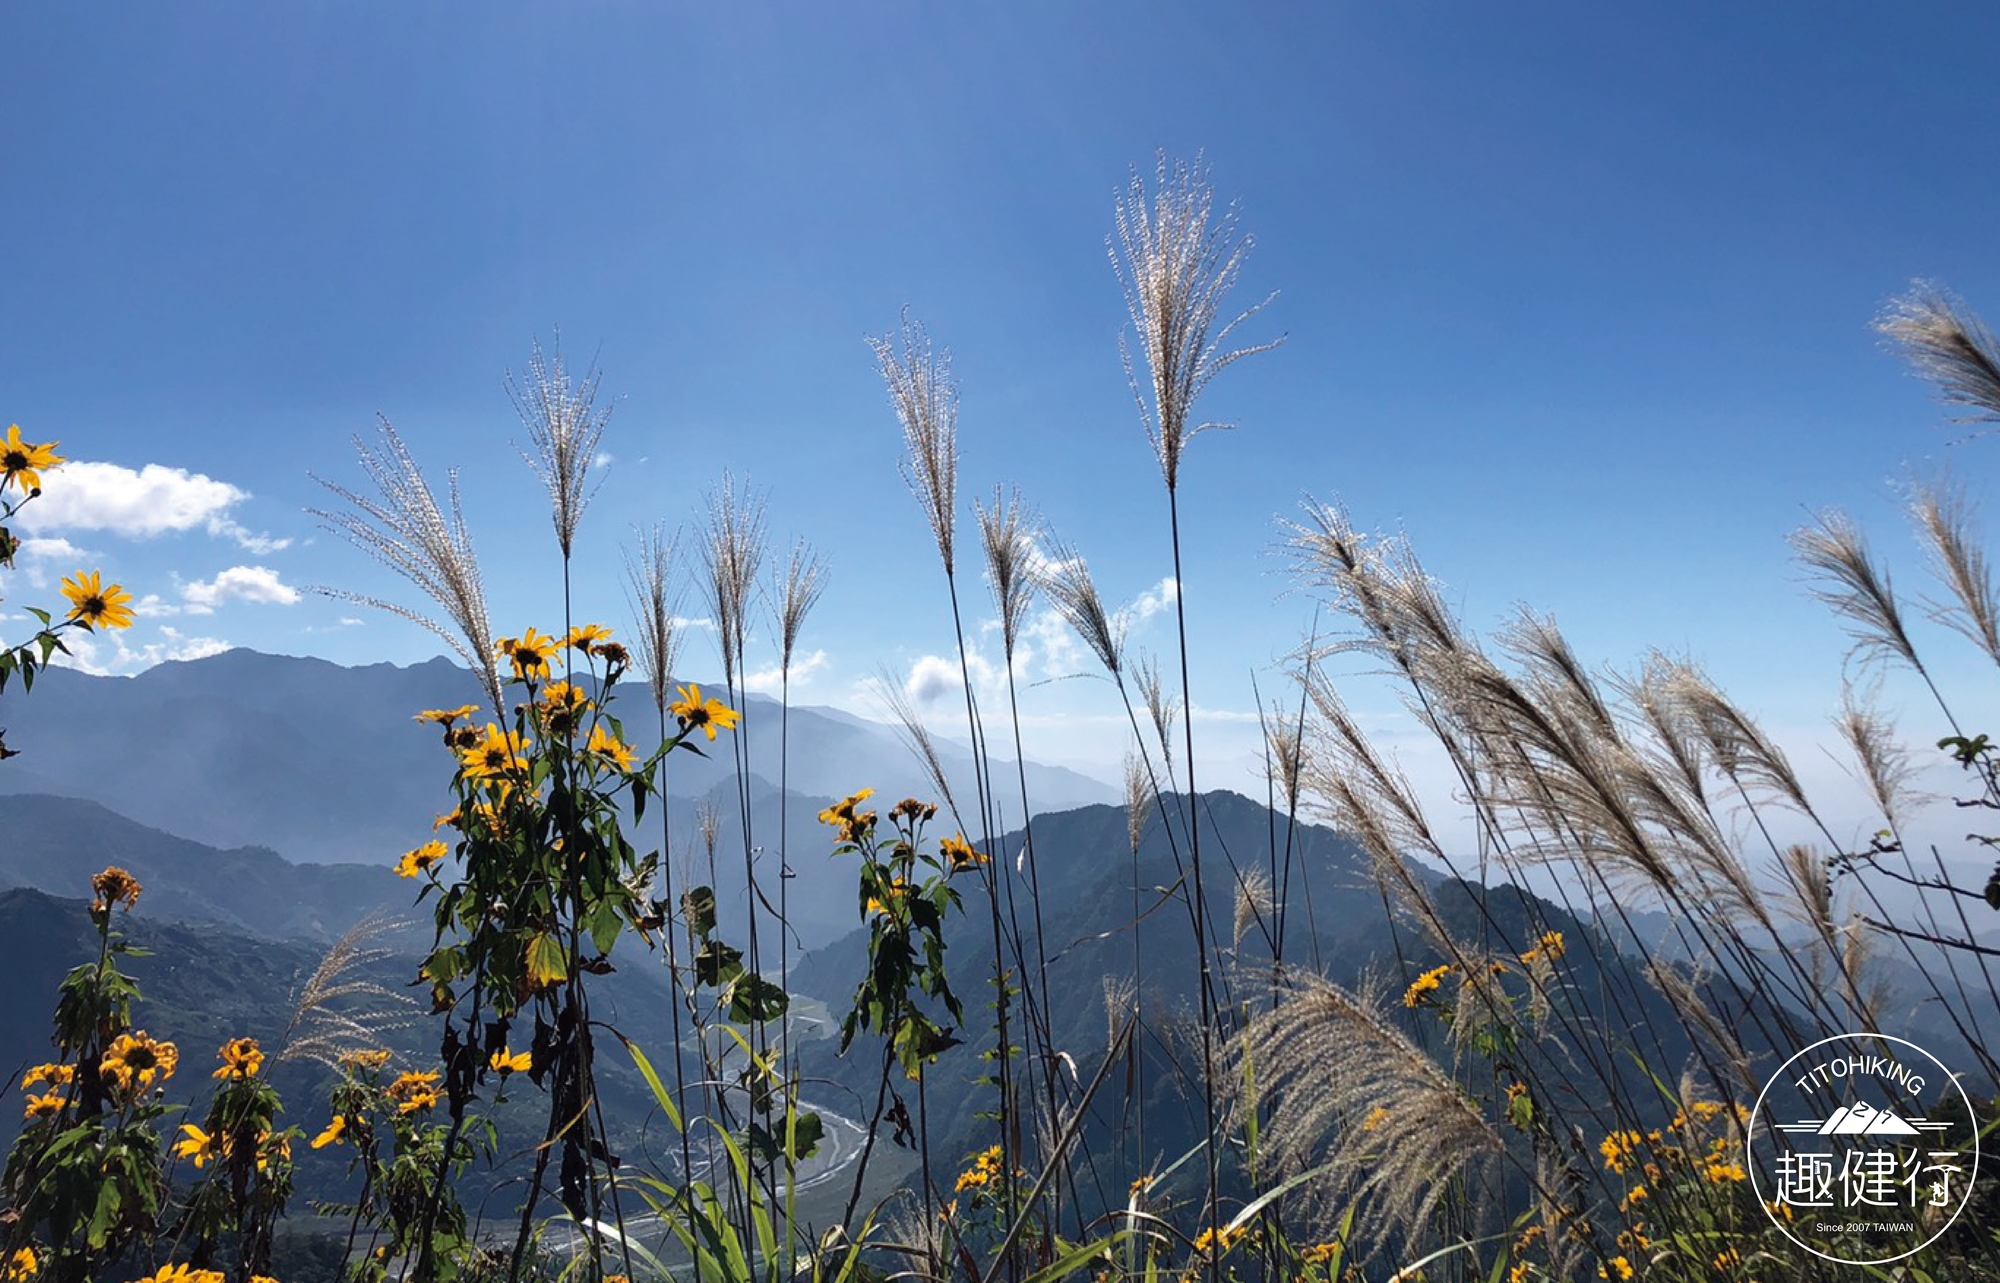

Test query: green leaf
[684,885,718,937]
[726,972,789,1024]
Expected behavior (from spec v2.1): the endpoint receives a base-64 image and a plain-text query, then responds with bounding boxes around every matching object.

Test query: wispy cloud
[21,461,289,552]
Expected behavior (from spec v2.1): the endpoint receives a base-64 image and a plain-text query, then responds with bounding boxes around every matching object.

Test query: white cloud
[59,625,231,675]
[1123,576,1180,625]
[15,536,87,562]
[742,648,829,696]
[182,565,301,610]
[21,461,288,551]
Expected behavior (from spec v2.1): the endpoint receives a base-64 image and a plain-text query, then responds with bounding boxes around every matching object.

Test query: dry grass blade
[1877,281,2000,426]
[1228,971,1503,1251]
[277,913,418,1070]
[309,419,502,714]
[1790,509,1924,672]
[871,311,958,575]
[508,335,610,558]
[1111,153,1281,491]
[625,523,684,717]
[974,486,1036,660]
[1035,532,1124,677]
[1909,475,2000,667]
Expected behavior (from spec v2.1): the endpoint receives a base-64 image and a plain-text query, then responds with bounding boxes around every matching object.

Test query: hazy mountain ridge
[0,648,1113,866]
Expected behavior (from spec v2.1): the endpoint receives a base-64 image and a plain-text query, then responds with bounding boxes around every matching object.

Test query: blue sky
[5,2,2000,818]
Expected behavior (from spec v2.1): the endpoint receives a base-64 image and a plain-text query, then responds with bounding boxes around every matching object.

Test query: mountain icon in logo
[1814,1100,1921,1137]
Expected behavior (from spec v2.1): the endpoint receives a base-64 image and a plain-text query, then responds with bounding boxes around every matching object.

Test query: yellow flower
[395,839,450,879]
[940,833,986,871]
[387,1069,442,1114]
[311,1115,347,1149]
[1301,1241,1341,1265]
[341,1049,392,1073]
[1520,930,1566,965]
[101,1030,178,1094]
[1403,963,1451,1007]
[1713,1247,1741,1270]
[1507,1265,1529,1283]
[1599,1129,1642,1174]
[1361,1105,1389,1131]
[22,1092,63,1121]
[20,1063,72,1090]
[213,1037,264,1080]
[495,628,558,679]
[954,1143,1003,1192]
[585,722,636,770]
[459,725,529,780]
[565,623,614,653]
[669,683,741,741]
[865,877,912,917]
[175,1123,223,1168]
[415,703,480,727]
[1192,1225,1245,1256]
[3,1246,37,1282]
[490,1046,532,1075]
[1619,1183,1648,1210]
[60,570,136,630]
[1704,1159,1747,1184]
[130,1266,225,1283]
[90,865,142,912]
[1605,1257,1634,1281]
[0,424,62,494]
[539,680,593,733]
[818,788,876,844]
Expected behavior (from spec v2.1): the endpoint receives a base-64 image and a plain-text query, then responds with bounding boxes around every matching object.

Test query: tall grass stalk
[1112,153,1280,1261]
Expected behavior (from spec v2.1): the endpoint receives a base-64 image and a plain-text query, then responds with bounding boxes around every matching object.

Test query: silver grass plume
[1835,686,1920,828]
[700,473,768,691]
[974,486,1036,660]
[625,524,685,717]
[1265,711,1304,816]
[310,420,502,714]
[1662,664,1810,813]
[1124,751,1151,853]
[1909,475,2000,668]
[1877,281,2000,426]
[775,537,828,673]
[1640,958,1753,1095]
[1133,650,1179,774]
[1617,655,1711,809]
[1227,971,1503,1250]
[875,667,960,817]
[507,335,610,559]
[1232,867,1273,949]
[871,311,958,575]
[698,799,721,864]
[1036,533,1124,677]
[1791,509,1925,672]
[276,914,418,1070]
[1111,153,1281,492]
